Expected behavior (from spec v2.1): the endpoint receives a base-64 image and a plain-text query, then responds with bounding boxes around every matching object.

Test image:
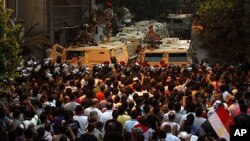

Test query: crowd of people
[0,57,250,141]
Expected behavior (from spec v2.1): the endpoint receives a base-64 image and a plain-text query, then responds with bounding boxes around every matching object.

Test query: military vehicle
[50,20,171,69]
[116,31,145,62]
[133,20,170,38]
[50,41,134,69]
[164,14,192,39]
[117,20,169,39]
[140,37,193,66]
[115,20,170,62]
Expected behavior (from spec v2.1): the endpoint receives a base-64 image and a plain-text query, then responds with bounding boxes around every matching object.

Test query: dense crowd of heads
[0,58,250,141]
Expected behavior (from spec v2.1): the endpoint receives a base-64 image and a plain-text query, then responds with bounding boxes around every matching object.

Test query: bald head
[91,98,99,106]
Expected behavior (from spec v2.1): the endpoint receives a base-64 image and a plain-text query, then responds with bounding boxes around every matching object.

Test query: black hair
[36,127,45,137]
[143,104,150,114]
[24,128,33,139]
[112,109,119,118]
[130,110,138,119]
[16,126,24,136]
[106,101,113,110]
[75,105,83,115]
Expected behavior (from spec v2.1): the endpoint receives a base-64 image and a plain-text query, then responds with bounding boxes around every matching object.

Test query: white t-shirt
[20,115,39,129]
[99,110,113,126]
[84,107,102,120]
[73,115,88,137]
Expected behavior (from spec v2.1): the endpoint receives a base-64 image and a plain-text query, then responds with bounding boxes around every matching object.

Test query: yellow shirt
[117,114,131,127]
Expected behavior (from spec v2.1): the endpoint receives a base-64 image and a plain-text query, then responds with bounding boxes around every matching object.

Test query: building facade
[4,0,91,46]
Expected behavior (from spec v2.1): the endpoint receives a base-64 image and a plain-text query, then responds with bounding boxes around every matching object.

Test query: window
[7,0,24,21]
[66,51,84,60]
[144,53,163,62]
[56,47,63,54]
[165,18,171,23]
[114,48,123,56]
[127,44,137,59]
[169,53,187,62]
[117,33,127,36]
[173,19,183,24]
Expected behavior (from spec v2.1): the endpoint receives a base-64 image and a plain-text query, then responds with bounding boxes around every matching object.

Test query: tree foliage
[197,0,250,62]
[110,0,183,20]
[0,2,22,93]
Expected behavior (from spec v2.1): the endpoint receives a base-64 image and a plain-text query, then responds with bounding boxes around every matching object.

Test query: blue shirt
[124,119,138,133]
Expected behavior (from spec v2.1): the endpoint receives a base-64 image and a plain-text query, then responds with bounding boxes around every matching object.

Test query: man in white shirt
[193,107,206,136]
[163,102,176,122]
[99,101,113,128]
[164,125,180,141]
[64,92,80,111]
[20,109,39,130]
[73,105,88,137]
[180,102,196,127]
[42,95,56,110]
[161,112,180,134]
[84,99,102,120]
[174,102,184,124]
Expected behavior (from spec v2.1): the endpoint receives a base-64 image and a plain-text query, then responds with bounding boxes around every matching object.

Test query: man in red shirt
[96,84,105,102]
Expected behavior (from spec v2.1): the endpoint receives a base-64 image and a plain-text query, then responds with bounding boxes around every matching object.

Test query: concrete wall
[23,0,49,35]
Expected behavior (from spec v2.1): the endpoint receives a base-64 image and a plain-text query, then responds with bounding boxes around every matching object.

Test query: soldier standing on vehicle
[89,12,98,36]
[144,25,162,49]
[75,24,93,45]
[103,2,114,42]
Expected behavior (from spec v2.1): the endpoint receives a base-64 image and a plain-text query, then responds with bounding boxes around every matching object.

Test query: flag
[208,105,233,141]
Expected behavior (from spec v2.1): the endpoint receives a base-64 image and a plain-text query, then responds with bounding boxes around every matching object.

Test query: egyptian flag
[208,105,234,141]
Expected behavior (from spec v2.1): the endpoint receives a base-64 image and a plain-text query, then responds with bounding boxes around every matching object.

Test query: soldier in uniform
[89,13,98,36]
[75,24,93,45]
[103,2,114,42]
[144,25,162,49]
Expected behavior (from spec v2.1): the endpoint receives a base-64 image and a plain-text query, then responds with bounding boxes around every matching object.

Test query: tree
[181,0,199,13]
[0,2,22,94]
[197,0,250,62]
[167,0,183,13]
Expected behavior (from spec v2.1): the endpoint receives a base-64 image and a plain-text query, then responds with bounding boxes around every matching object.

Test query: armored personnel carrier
[140,37,193,66]
[50,41,134,69]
